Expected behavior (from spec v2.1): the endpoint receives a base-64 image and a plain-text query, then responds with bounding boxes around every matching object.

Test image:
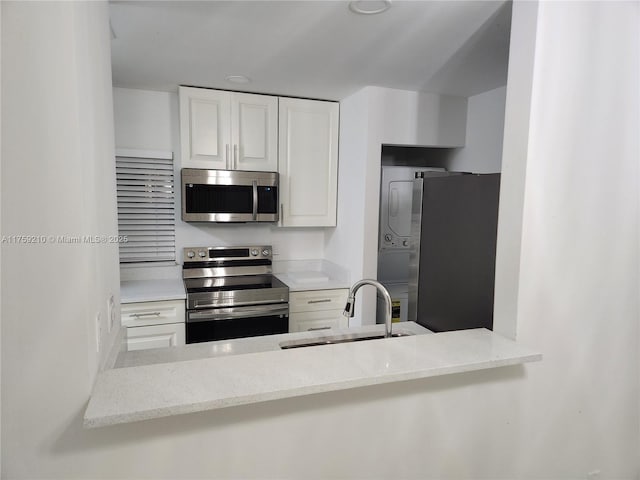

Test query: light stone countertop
[84,327,541,428]
[120,279,186,304]
[274,272,350,291]
[273,259,350,291]
[114,322,430,368]
[118,259,347,303]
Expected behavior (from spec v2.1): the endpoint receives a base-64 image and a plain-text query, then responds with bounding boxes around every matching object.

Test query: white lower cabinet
[292,310,349,333]
[288,289,349,333]
[126,323,186,351]
[121,299,186,351]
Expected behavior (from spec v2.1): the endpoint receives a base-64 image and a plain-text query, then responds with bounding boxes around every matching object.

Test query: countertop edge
[85,352,540,428]
[273,273,350,292]
[84,329,541,428]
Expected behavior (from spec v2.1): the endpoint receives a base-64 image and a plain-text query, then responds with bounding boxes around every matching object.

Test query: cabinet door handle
[131,312,162,318]
[225,144,230,169]
[280,203,283,223]
[234,144,239,169]
[308,326,331,331]
[308,299,331,304]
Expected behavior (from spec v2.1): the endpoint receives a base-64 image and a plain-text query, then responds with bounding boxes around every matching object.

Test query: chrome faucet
[343,279,393,338]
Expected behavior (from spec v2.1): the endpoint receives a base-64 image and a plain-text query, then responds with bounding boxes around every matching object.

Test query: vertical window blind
[115,151,175,263]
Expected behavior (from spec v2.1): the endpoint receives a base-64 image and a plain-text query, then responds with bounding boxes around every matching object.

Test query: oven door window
[184,184,253,214]
[186,306,288,343]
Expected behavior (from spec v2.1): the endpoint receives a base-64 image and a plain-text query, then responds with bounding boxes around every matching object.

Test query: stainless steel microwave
[181,168,279,223]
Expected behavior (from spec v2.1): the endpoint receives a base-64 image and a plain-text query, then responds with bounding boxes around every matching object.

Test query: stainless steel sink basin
[279,330,415,349]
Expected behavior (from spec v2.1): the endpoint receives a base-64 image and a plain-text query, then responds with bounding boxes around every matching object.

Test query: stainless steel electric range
[182,246,289,344]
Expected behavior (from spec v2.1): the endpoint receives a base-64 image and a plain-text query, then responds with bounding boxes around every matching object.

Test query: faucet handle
[343,297,355,317]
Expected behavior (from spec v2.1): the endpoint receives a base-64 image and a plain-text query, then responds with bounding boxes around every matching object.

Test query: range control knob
[186,250,195,259]
[384,234,393,242]
[198,250,207,258]
[262,248,270,257]
[402,239,409,247]
[250,249,259,256]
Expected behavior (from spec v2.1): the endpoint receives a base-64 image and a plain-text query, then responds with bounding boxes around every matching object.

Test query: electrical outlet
[95,312,102,353]
[107,295,116,333]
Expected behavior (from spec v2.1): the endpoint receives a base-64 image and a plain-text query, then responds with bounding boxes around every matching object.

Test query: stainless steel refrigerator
[408,172,501,332]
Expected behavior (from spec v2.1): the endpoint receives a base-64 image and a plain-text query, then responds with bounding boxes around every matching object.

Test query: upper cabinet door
[179,87,277,171]
[230,93,278,172]
[179,87,231,169]
[278,98,339,227]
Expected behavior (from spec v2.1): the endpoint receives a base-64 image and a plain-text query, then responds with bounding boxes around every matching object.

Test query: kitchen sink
[279,330,415,350]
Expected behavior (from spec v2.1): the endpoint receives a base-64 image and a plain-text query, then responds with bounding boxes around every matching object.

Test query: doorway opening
[376,145,458,324]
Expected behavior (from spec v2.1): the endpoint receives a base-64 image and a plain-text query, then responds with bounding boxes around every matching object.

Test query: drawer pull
[307,299,331,304]
[308,326,332,331]
[131,312,162,318]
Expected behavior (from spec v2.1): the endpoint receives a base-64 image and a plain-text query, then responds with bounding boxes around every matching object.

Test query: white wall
[449,85,507,173]
[324,88,371,325]
[510,1,639,476]
[2,1,639,479]
[492,0,542,340]
[113,87,174,151]
[0,3,3,474]
[325,86,468,325]
[373,87,467,147]
[112,87,326,269]
[2,0,121,475]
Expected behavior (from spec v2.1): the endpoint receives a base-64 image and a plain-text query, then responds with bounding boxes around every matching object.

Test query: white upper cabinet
[179,86,277,171]
[231,93,278,171]
[278,97,339,227]
[179,87,231,169]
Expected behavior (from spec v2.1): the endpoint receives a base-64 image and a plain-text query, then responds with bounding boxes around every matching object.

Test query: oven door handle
[187,304,289,323]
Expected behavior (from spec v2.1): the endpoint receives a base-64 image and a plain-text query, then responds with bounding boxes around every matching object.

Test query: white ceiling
[110,0,512,101]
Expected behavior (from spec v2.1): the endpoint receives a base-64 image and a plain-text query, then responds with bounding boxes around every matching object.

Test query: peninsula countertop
[85,325,541,428]
[114,321,429,368]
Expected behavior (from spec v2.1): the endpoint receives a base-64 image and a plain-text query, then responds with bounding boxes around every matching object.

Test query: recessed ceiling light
[349,0,392,15]
[225,75,251,84]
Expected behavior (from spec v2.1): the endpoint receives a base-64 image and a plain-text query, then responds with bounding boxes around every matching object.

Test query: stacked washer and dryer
[376,165,444,325]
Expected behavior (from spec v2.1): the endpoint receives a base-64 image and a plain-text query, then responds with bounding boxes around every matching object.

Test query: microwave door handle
[252,180,258,220]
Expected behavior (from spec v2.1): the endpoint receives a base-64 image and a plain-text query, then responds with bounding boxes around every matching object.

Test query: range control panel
[183,246,272,263]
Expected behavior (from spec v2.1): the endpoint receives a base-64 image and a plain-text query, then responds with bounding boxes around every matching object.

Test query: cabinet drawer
[126,323,186,351]
[289,309,349,333]
[289,289,349,313]
[121,300,185,327]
